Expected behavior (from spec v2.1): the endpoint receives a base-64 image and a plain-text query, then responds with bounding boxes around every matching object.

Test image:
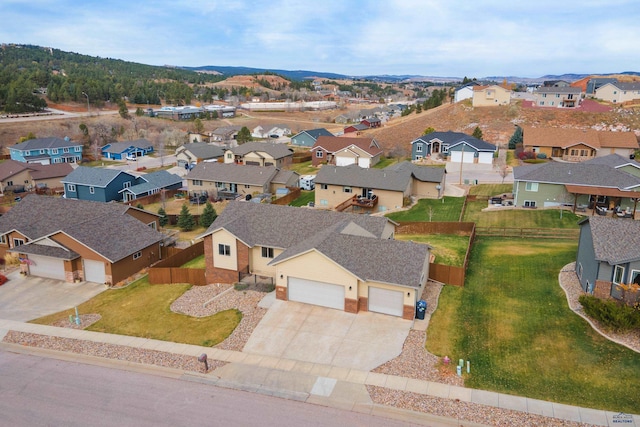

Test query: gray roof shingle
[13,137,82,151]
[102,139,153,154]
[178,143,224,160]
[582,216,640,264]
[230,142,294,160]
[513,162,640,189]
[61,166,136,187]
[186,163,278,186]
[315,165,411,191]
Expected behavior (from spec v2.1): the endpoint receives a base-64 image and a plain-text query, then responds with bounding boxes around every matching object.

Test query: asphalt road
[0,349,421,427]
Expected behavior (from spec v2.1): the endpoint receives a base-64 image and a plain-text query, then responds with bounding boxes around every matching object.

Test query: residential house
[0,160,72,193]
[343,123,369,134]
[576,216,640,304]
[471,85,511,107]
[512,155,640,211]
[411,131,496,164]
[290,128,334,147]
[586,78,618,95]
[594,82,640,104]
[199,201,430,319]
[533,86,582,108]
[251,124,291,139]
[10,137,83,165]
[361,117,381,128]
[211,126,242,142]
[185,162,298,199]
[176,143,225,170]
[223,142,294,168]
[62,167,138,202]
[101,139,154,160]
[314,162,445,212]
[454,83,479,103]
[0,195,163,284]
[311,136,383,168]
[521,127,639,162]
[119,170,183,202]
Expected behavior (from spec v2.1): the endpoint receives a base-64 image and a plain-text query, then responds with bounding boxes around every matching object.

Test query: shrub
[523,159,547,164]
[234,282,249,291]
[536,153,547,159]
[517,150,536,160]
[579,295,640,332]
[0,275,7,286]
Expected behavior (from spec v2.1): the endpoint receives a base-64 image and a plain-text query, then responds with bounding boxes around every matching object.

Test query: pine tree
[472,126,483,139]
[199,201,218,229]
[177,204,195,231]
[158,207,168,227]
[508,126,523,149]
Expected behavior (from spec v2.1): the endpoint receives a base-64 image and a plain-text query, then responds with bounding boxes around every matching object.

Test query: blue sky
[2,0,639,78]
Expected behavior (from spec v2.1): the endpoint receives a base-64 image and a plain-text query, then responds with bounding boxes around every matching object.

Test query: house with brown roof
[223,142,294,168]
[310,136,383,168]
[0,160,72,193]
[0,195,164,285]
[199,201,430,319]
[522,127,639,162]
[471,85,511,107]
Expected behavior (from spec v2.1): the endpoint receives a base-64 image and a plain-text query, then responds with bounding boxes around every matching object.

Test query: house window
[63,148,69,153]
[631,270,640,285]
[525,182,538,192]
[343,186,352,193]
[416,144,423,153]
[192,180,203,186]
[226,153,233,159]
[52,148,58,154]
[123,181,131,188]
[67,184,76,192]
[218,244,231,256]
[320,184,328,190]
[75,146,81,152]
[442,145,449,153]
[261,247,274,259]
[613,265,625,285]
[6,181,13,187]
[40,149,45,154]
[133,251,142,260]
[315,151,324,158]
[580,150,588,156]
[524,200,536,208]
[0,235,6,244]
[148,222,157,230]
[320,199,328,206]
[539,101,545,106]
[570,149,578,156]
[89,186,95,194]
[542,94,547,98]
[13,238,24,247]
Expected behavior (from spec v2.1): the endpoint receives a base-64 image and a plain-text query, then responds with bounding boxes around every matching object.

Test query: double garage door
[28,255,66,281]
[288,277,344,310]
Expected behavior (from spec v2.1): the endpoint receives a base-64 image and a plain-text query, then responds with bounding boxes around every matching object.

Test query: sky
[1,0,639,78]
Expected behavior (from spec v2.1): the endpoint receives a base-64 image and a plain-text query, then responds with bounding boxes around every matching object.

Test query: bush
[523,159,547,164]
[536,153,547,159]
[579,295,640,332]
[517,150,536,160]
[234,282,249,291]
[0,274,7,286]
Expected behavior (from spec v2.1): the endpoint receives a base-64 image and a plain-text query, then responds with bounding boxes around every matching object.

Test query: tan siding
[211,229,238,271]
[249,246,282,276]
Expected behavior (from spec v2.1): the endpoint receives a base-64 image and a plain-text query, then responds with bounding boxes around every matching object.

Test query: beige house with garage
[199,202,430,319]
[472,85,511,107]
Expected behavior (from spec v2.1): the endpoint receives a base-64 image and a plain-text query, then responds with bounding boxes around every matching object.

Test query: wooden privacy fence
[475,227,579,239]
[396,221,476,287]
[271,187,302,205]
[149,241,206,285]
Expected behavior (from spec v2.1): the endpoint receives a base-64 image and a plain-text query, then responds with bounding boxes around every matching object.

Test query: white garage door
[288,277,345,310]
[478,152,494,164]
[336,156,356,167]
[368,287,404,317]
[357,157,370,168]
[28,255,66,281]
[450,150,475,164]
[83,259,106,283]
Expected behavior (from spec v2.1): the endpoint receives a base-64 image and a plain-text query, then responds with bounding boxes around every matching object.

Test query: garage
[336,157,356,167]
[28,255,66,281]
[450,150,475,164]
[368,287,404,317]
[83,259,106,284]
[478,151,494,164]
[288,277,345,310]
[357,157,371,168]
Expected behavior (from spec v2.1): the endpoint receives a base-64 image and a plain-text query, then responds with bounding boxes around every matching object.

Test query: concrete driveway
[0,270,106,321]
[243,300,412,371]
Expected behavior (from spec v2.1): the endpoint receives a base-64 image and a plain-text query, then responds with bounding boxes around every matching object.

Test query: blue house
[101,139,154,160]
[411,131,496,164]
[10,137,83,165]
[62,167,138,202]
[119,170,183,202]
[290,128,333,147]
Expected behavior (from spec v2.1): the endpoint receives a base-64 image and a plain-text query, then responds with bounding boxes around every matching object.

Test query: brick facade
[345,298,357,313]
[358,296,368,312]
[594,280,612,300]
[403,305,415,320]
[276,286,287,301]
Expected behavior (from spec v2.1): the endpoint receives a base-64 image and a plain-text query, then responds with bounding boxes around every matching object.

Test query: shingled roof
[12,137,81,150]
[230,142,294,160]
[0,160,71,181]
[186,162,278,186]
[0,195,162,262]
[522,127,639,150]
[513,162,640,189]
[61,166,136,187]
[580,216,640,264]
[312,136,383,156]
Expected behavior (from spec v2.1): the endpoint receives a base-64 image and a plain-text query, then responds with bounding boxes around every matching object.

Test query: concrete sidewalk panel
[327,366,351,381]
[471,389,500,407]
[310,376,337,397]
[526,398,554,417]
[345,369,368,384]
[384,375,408,391]
[364,372,387,387]
[448,386,472,402]
[405,378,429,394]
[427,381,450,399]
[263,369,316,394]
[578,407,608,426]
[498,393,527,412]
[552,403,581,422]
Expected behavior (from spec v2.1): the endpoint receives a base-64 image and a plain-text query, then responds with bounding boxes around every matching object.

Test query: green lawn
[506,150,519,167]
[287,160,318,175]
[386,197,464,222]
[181,254,205,268]
[31,276,240,347]
[427,238,640,413]
[396,234,469,266]
[468,184,513,196]
[373,157,400,169]
[289,190,315,207]
[462,200,582,228]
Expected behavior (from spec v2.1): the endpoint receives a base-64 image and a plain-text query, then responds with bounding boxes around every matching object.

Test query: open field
[31,276,240,347]
[426,238,640,413]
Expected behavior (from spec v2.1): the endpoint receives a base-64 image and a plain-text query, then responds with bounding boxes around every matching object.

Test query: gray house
[576,216,640,304]
[411,131,496,164]
[290,128,333,147]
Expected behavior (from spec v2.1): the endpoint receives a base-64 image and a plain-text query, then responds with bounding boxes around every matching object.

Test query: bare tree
[496,157,510,183]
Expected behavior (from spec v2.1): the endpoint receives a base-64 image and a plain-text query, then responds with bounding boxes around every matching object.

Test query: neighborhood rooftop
[581,216,640,264]
[186,162,278,186]
[513,161,640,189]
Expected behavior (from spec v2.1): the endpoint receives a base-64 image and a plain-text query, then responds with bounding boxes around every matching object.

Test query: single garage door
[368,287,404,317]
[477,151,494,164]
[357,157,370,168]
[450,150,475,164]
[288,277,345,310]
[83,259,106,283]
[336,157,356,167]
[28,255,66,281]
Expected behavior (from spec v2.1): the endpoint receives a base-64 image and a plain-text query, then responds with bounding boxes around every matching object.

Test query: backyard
[288,190,315,207]
[31,276,241,347]
[396,234,468,266]
[386,197,465,222]
[426,238,640,413]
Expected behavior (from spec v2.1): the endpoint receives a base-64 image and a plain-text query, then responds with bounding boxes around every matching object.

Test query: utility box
[415,300,427,320]
[299,175,316,191]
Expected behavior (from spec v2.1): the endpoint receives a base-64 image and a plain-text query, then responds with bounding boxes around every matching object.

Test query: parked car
[269,134,280,139]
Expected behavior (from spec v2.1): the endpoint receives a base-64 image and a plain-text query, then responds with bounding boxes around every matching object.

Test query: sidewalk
[0,319,636,426]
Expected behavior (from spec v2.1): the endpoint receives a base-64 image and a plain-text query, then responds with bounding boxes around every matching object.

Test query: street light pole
[82,92,90,116]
